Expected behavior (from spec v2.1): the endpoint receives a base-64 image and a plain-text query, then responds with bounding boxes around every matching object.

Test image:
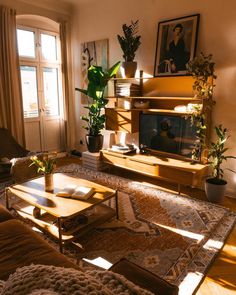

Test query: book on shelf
[56,184,95,200]
[107,144,136,154]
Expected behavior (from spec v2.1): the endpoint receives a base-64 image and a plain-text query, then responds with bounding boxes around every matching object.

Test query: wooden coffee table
[5,173,118,252]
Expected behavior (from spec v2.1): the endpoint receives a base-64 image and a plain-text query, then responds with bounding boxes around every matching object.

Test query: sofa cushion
[109,258,179,295]
[0,204,14,223]
[0,219,80,280]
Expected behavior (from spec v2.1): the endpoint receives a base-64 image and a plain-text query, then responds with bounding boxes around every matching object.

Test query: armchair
[0,128,29,182]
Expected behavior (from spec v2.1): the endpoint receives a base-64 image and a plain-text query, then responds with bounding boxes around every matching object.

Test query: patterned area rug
[1,164,236,295]
[56,164,236,294]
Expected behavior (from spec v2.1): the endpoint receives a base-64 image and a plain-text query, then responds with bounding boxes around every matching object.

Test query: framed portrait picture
[81,39,108,104]
[154,14,200,77]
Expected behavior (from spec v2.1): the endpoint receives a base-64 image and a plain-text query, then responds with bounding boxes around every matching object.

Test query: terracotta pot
[44,173,54,192]
[205,178,227,203]
[121,61,137,78]
[85,134,103,153]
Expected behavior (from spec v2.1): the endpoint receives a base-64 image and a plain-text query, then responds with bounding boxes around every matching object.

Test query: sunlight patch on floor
[82,257,112,269]
[130,180,178,194]
[154,222,204,242]
[204,238,223,251]
[179,271,203,295]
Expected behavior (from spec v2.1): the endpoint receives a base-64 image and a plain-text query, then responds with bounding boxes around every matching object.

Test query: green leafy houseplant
[186,104,207,161]
[207,125,236,184]
[186,52,217,99]
[76,61,120,136]
[117,20,141,62]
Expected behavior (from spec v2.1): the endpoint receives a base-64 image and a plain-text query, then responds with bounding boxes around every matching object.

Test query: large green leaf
[75,87,88,96]
[107,61,121,78]
[76,61,120,136]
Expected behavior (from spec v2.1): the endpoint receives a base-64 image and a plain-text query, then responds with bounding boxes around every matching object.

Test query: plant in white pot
[75,61,120,153]
[117,20,141,78]
[205,124,236,203]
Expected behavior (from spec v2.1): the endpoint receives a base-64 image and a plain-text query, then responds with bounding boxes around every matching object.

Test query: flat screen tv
[139,113,197,159]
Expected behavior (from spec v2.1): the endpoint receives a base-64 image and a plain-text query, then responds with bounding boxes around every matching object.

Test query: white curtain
[0,6,25,147]
[60,20,76,151]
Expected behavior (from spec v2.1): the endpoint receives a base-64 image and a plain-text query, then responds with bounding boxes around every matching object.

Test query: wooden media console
[101,149,208,192]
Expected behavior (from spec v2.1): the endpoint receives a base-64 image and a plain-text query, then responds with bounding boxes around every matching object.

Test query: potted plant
[30,153,57,192]
[75,61,120,153]
[186,52,217,99]
[117,20,141,78]
[205,125,236,203]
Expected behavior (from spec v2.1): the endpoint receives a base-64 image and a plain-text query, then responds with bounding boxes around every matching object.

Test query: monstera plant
[76,61,120,153]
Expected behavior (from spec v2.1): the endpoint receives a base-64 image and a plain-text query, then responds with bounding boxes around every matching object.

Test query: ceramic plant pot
[44,173,54,192]
[205,178,227,203]
[85,134,103,153]
[121,61,137,78]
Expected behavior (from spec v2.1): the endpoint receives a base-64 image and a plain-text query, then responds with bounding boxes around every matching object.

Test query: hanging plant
[186,104,207,161]
[186,52,217,99]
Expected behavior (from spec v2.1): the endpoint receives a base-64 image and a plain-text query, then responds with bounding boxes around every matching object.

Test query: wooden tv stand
[101,149,208,192]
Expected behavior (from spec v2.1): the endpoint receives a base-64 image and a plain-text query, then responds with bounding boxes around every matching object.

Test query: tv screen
[139,113,197,158]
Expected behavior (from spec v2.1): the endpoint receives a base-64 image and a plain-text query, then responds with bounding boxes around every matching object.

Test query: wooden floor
[58,156,236,294]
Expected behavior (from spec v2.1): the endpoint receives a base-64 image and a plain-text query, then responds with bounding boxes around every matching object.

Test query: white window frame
[17,25,64,121]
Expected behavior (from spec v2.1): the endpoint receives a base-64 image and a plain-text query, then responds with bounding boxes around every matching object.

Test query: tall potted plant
[117,20,141,78]
[205,125,236,202]
[76,61,120,153]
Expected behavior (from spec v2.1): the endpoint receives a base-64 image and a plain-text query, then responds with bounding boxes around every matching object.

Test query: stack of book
[82,151,107,171]
[115,83,141,97]
[108,144,136,154]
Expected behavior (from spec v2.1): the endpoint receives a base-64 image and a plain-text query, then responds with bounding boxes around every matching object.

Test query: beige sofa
[0,204,178,294]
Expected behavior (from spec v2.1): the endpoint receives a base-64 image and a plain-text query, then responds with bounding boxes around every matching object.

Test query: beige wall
[72,0,236,196]
[0,0,72,21]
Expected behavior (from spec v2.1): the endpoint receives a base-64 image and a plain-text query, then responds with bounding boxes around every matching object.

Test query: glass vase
[44,173,54,192]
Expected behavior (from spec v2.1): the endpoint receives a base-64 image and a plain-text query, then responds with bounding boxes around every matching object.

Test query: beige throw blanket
[0,264,154,295]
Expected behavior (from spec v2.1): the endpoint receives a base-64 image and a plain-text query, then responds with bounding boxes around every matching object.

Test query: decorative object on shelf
[185,104,206,161]
[174,105,187,112]
[108,143,136,155]
[133,100,150,109]
[81,39,108,104]
[205,125,236,203]
[186,52,217,99]
[117,97,132,110]
[154,14,200,77]
[117,20,141,78]
[29,154,56,192]
[75,61,120,153]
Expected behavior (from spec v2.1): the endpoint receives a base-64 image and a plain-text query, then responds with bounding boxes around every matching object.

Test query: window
[17,27,62,119]
[20,66,39,118]
[17,29,35,58]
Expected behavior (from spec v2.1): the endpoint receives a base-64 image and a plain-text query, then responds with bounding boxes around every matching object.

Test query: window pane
[17,29,35,58]
[20,66,39,118]
[43,68,59,116]
[41,34,57,60]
